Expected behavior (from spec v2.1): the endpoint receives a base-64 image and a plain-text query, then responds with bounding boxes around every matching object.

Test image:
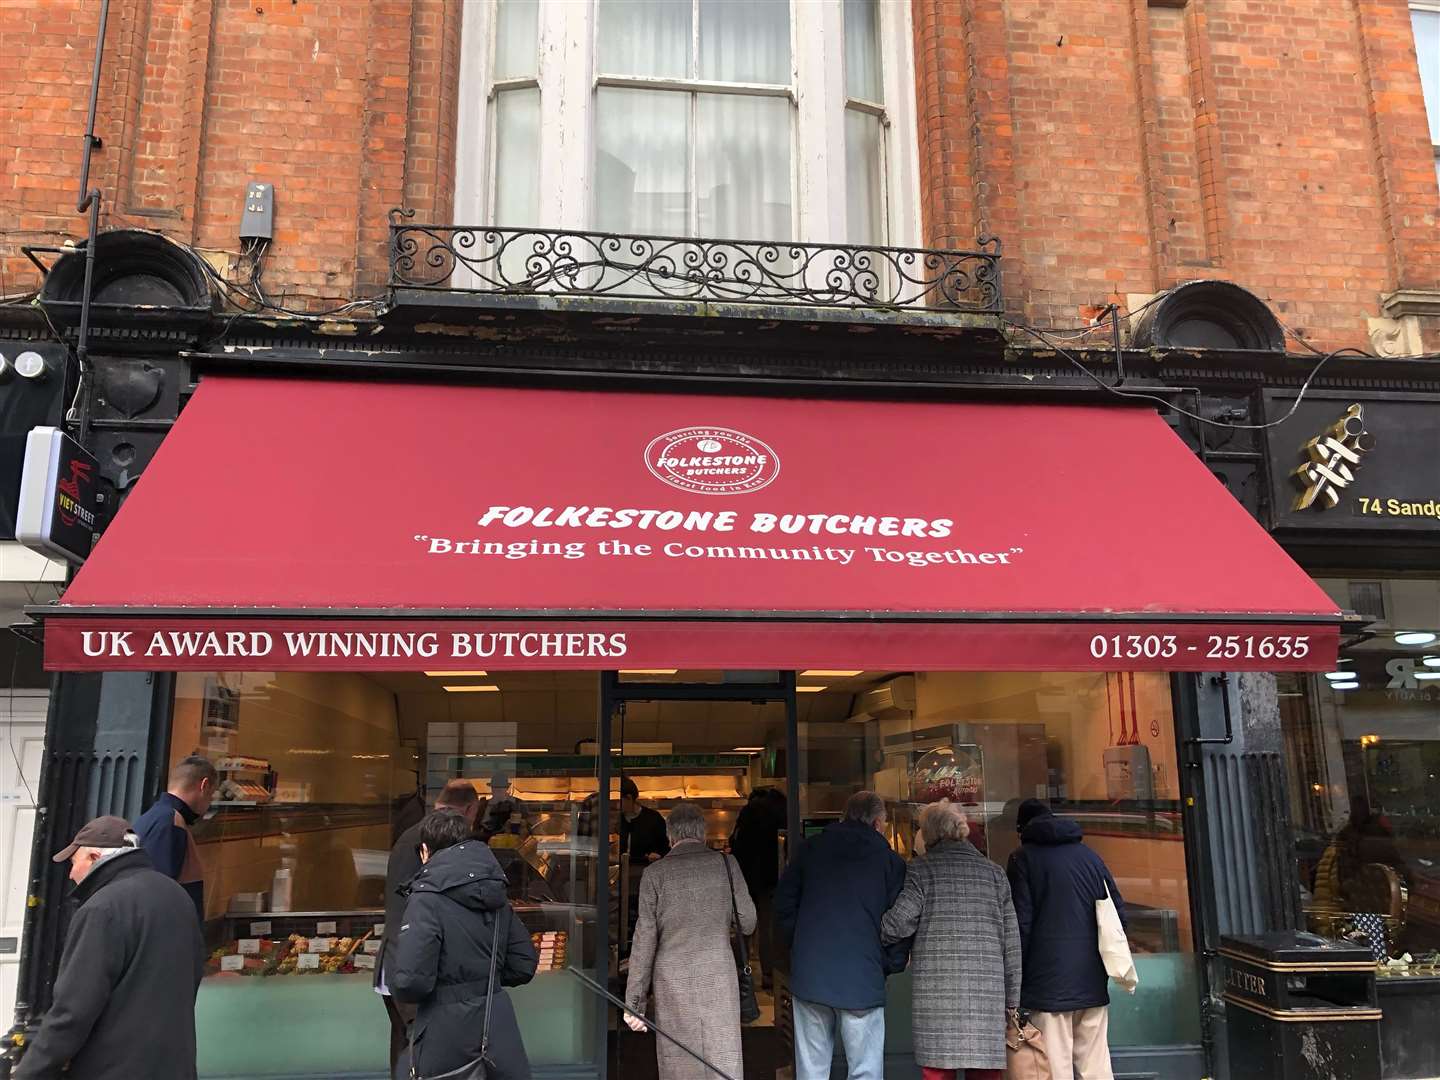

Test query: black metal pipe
[69,0,111,443]
[1187,672,1237,748]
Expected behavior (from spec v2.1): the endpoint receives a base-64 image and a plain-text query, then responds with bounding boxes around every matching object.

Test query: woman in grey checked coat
[624,801,758,1080]
[882,801,1022,1079]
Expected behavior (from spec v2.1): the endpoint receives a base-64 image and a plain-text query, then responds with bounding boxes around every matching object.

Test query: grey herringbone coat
[625,842,757,1080]
[881,839,1022,1071]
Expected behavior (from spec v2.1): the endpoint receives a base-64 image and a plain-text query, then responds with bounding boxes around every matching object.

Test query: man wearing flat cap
[14,815,205,1080]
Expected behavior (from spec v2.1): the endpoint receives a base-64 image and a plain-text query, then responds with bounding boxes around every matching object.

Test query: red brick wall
[914,0,1440,352]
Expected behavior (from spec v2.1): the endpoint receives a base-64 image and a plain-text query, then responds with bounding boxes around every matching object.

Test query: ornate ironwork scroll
[389,212,1002,314]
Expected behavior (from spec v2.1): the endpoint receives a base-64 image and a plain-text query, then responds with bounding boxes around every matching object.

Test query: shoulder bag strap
[718,852,750,972]
[479,903,504,1057]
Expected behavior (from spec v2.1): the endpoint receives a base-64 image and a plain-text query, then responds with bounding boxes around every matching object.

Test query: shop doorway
[599,671,798,1080]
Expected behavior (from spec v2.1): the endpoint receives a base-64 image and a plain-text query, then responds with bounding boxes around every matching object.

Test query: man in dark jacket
[1006,798,1126,1080]
[16,816,205,1080]
[376,780,481,1075]
[391,810,538,1079]
[134,754,216,924]
[729,786,785,988]
[775,791,908,1080]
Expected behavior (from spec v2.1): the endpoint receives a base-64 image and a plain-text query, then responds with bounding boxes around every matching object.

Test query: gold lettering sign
[1293,404,1375,511]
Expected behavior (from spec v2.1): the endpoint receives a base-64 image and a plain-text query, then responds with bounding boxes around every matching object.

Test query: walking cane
[569,968,739,1080]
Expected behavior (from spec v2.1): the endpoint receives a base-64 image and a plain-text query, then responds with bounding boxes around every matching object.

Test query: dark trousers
[752,888,775,984]
[384,992,417,1077]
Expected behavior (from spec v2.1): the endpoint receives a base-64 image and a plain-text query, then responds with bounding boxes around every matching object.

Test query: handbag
[1096,883,1138,994]
[718,852,761,1024]
[407,904,506,1080]
[1004,1008,1049,1080]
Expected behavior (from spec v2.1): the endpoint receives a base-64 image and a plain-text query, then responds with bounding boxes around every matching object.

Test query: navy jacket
[134,792,205,923]
[774,819,910,1010]
[1006,814,1126,1013]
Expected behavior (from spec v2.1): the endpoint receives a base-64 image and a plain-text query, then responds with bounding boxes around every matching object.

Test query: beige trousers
[1030,1007,1114,1080]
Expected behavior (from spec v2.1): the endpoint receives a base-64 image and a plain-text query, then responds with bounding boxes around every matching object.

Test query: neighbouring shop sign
[16,426,99,564]
[1265,391,1440,532]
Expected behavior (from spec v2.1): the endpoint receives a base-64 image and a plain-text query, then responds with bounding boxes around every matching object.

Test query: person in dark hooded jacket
[390,810,539,1080]
[1006,799,1125,1080]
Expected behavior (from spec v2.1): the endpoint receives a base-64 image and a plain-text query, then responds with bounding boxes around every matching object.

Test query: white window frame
[1413,2,1440,186]
[455,0,921,248]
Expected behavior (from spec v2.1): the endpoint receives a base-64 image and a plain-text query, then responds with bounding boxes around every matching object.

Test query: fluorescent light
[732,746,765,752]
[1323,672,1354,681]
[797,685,826,693]
[1330,681,1360,691]
[443,684,501,693]
[1423,657,1440,668]
[1415,673,1440,681]
[801,670,863,678]
[425,670,488,677]
[502,748,549,754]
[1395,632,1437,646]
[619,669,678,675]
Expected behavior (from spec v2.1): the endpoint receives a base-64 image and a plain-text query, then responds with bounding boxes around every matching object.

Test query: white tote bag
[1097,884,1139,993]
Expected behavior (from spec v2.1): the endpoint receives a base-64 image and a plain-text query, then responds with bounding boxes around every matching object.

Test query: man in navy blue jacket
[1007,798,1126,1080]
[775,790,909,1080]
[134,755,216,924]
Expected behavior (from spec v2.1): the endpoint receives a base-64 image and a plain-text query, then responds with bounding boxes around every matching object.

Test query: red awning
[42,376,1341,671]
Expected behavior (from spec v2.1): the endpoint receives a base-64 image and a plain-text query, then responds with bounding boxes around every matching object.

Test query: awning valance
[42,377,1341,671]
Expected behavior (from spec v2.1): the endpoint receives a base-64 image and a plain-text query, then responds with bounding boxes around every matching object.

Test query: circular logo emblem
[644,426,781,496]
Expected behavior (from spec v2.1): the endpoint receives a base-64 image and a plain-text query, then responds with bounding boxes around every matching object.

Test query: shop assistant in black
[619,777,671,867]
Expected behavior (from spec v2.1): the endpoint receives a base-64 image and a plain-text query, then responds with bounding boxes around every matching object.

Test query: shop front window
[1283,577,1440,973]
[178,671,604,1078]
[798,669,1201,1050]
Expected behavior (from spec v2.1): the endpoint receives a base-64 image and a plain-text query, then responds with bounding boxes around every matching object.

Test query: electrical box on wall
[1104,744,1154,801]
[240,182,274,242]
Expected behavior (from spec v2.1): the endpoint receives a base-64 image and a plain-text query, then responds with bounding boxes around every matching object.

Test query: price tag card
[354,953,376,971]
[237,939,261,956]
[315,920,338,936]
[297,953,320,971]
[249,921,272,936]
[306,938,334,954]
[220,955,245,972]
[373,923,385,937]
[362,939,382,955]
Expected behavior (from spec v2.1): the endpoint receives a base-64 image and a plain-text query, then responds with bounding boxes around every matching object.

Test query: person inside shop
[775,790,908,1080]
[479,773,532,843]
[14,816,205,1080]
[133,754,216,925]
[375,780,481,1077]
[619,777,671,943]
[1006,797,1124,1080]
[729,786,786,990]
[1313,794,1412,912]
[389,810,538,1080]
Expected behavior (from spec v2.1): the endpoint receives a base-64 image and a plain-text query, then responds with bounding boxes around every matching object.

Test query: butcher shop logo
[644,426,781,496]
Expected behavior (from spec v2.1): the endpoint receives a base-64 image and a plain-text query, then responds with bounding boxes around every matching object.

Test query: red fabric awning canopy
[43,376,1340,671]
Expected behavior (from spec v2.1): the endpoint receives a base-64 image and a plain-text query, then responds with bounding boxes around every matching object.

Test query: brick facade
[2,0,1437,349]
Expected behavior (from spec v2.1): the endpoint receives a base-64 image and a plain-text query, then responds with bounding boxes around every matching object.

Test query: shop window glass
[798,670,1200,1050]
[1411,6,1440,189]
[177,671,604,1078]
[1284,577,1440,973]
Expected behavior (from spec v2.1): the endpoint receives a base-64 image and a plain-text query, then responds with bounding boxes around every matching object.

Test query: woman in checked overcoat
[624,801,757,1080]
[882,800,1022,1079]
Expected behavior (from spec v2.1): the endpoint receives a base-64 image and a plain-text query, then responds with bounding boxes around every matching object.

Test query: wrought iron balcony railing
[389,214,1002,314]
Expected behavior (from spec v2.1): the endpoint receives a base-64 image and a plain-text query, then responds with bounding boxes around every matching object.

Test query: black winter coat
[377,819,424,990]
[1006,815,1126,1013]
[390,841,539,1080]
[774,819,910,1010]
[15,849,204,1080]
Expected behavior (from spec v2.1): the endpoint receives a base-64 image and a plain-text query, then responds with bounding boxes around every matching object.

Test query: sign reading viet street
[43,378,1339,671]
[16,426,100,564]
[1264,391,1440,533]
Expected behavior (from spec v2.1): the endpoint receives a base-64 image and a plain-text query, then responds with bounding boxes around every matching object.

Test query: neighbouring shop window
[174,671,604,1078]
[1283,577,1440,974]
[798,670,1200,1050]
[1412,4,1440,189]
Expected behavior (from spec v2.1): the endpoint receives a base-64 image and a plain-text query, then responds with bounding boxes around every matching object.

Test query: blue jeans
[792,997,885,1080]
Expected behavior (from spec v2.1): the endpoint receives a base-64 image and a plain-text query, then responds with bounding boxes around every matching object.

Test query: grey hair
[666,801,707,844]
[919,800,970,847]
[844,790,886,827]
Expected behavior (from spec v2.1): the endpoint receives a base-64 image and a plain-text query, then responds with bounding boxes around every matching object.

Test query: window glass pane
[699,0,791,84]
[799,671,1200,1052]
[697,94,792,241]
[494,87,540,227]
[596,87,690,235]
[1286,577,1440,964]
[598,0,691,78]
[1413,9,1440,145]
[494,0,539,80]
[844,0,883,102]
[845,108,885,245]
